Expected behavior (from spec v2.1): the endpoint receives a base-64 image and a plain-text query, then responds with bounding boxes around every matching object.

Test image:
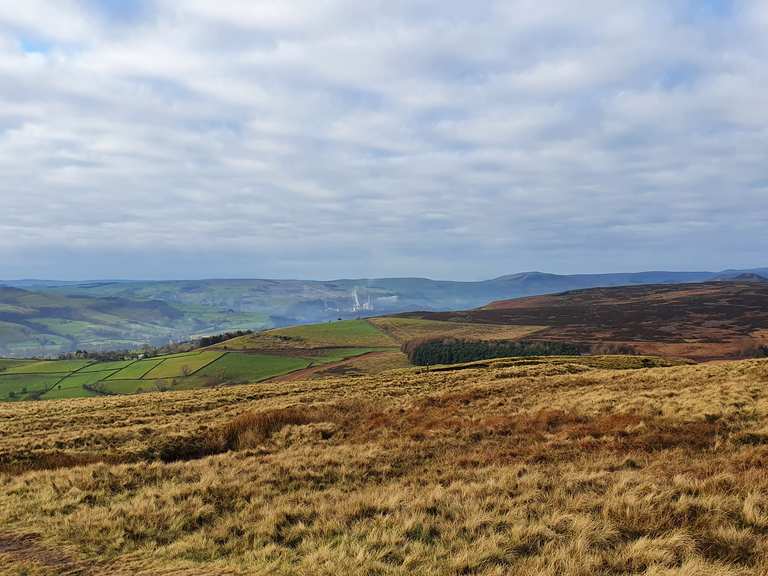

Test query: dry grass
[369,316,545,344]
[1,357,768,575]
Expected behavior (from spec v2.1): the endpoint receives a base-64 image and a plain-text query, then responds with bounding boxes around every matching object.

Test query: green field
[0,358,32,372]
[267,320,396,347]
[311,347,384,364]
[41,384,101,400]
[0,373,67,400]
[106,358,165,380]
[0,350,326,400]
[3,359,93,374]
[51,370,119,390]
[143,351,225,379]
[0,320,413,401]
[195,353,312,383]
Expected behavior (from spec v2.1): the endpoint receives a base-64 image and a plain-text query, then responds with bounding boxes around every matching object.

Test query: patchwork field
[1,356,767,574]
[0,321,400,401]
[369,317,545,344]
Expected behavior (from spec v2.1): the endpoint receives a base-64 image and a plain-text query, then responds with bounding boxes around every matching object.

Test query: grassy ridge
[223,319,397,351]
[370,317,545,343]
[267,319,396,347]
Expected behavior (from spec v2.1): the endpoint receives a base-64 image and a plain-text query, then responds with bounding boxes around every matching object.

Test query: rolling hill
[2,268,767,357]
[0,286,269,357]
[408,280,768,361]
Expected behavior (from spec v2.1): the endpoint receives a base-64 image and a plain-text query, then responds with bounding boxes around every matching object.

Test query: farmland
[0,285,271,358]
[219,319,398,351]
[0,320,401,401]
[1,356,767,574]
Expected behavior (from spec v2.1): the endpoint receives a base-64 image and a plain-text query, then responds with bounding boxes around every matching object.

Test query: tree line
[402,337,593,366]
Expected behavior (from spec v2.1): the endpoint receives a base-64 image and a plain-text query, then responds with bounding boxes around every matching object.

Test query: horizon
[1,1,767,279]
[2,265,767,285]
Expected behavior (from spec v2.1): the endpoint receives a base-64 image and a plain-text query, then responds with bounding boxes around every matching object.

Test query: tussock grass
[0,357,767,574]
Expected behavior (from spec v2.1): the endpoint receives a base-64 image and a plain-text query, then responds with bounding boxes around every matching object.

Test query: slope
[410,280,768,360]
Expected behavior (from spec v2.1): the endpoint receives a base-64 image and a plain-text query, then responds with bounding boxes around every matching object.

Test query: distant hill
[713,272,767,282]
[1,267,767,356]
[0,286,269,357]
[407,281,768,360]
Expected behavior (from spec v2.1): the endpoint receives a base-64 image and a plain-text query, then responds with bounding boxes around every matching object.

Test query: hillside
[3,268,767,357]
[0,286,270,357]
[0,319,401,401]
[409,281,768,361]
[1,356,767,574]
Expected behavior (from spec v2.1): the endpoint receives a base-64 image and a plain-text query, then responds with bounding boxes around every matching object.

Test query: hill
[2,269,767,357]
[1,356,767,574]
[0,319,402,401]
[0,285,270,357]
[409,281,768,361]
[3,268,768,357]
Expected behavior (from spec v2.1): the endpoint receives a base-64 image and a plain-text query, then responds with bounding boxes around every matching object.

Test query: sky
[0,1,766,280]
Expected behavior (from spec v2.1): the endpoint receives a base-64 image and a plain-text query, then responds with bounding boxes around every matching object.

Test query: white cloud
[0,0,766,279]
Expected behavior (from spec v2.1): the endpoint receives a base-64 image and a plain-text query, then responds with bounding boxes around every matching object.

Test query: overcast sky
[0,1,766,280]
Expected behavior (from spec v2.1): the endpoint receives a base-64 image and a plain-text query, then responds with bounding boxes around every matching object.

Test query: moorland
[410,280,768,361]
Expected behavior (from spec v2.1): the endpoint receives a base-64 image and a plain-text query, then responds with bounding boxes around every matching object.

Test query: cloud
[0,0,765,280]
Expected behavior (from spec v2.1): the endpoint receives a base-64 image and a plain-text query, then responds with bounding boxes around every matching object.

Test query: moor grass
[369,317,545,344]
[0,357,767,575]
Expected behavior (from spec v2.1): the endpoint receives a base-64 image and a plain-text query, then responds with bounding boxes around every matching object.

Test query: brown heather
[1,356,768,575]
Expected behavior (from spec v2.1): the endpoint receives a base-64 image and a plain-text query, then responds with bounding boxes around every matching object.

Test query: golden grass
[1,357,767,575]
[369,316,546,344]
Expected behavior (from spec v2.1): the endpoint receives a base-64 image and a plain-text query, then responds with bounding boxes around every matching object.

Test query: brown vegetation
[410,281,768,360]
[369,317,545,344]
[1,356,768,574]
